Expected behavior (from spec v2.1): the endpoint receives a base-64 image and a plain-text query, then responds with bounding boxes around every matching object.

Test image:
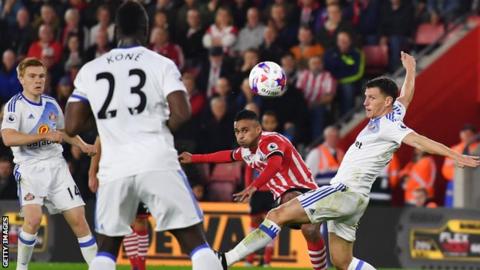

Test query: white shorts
[14,158,85,214]
[297,183,369,242]
[95,170,203,236]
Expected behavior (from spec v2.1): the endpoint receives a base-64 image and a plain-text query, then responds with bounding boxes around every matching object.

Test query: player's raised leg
[225,196,310,266]
[63,206,97,264]
[16,205,42,270]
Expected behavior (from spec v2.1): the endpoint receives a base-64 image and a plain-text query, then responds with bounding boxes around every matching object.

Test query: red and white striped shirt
[151,42,185,70]
[296,70,336,106]
[232,132,318,198]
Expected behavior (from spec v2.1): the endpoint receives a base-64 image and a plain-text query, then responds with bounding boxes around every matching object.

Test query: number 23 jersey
[68,46,187,182]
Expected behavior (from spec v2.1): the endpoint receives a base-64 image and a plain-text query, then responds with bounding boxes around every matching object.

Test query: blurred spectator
[230,0,250,28]
[261,110,279,132]
[214,77,238,114]
[178,8,207,71]
[370,153,401,206]
[290,25,324,68]
[268,3,298,51]
[183,72,206,118]
[0,50,22,104]
[62,34,84,73]
[198,0,221,26]
[258,25,284,63]
[198,46,234,98]
[297,56,336,140]
[0,156,16,200]
[151,10,176,42]
[412,187,438,208]
[32,3,61,39]
[441,124,479,207]
[202,7,238,54]
[55,76,73,110]
[427,0,460,22]
[305,125,344,187]
[8,7,35,59]
[147,0,178,35]
[281,52,299,88]
[233,7,266,55]
[62,8,89,49]
[379,0,415,72]
[237,78,262,111]
[1,0,24,26]
[27,24,63,70]
[324,31,365,116]
[150,27,185,70]
[347,0,382,45]
[85,28,112,62]
[88,5,115,47]
[298,0,321,29]
[264,0,300,27]
[176,0,201,34]
[400,149,437,206]
[233,48,259,88]
[315,3,354,50]
[244,102,260,116]
[199,96,235,153]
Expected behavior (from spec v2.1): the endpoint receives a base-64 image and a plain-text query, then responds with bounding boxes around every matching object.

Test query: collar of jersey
[21,93,42,106]
[116,45,142,49]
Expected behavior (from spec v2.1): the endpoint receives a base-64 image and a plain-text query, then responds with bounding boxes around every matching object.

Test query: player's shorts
[249,191,274,215]
[297,183,369,242]
[95,169,203,236]
[14,158,85,214]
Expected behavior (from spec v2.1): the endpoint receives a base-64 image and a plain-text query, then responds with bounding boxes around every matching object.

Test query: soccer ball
[249,61,287,97]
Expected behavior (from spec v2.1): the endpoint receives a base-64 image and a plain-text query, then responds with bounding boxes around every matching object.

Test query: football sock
[89,252,116,270]
[225,219,280,266]
[190,243,223,270]
[16,230,36,270]
[347,257,376,270]
[78,234,97,265]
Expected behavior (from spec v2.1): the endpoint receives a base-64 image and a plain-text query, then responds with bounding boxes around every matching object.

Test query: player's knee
[330,253,350,270]
[24,215,42,232]
[300,224,321,241]
[265,208,285,226]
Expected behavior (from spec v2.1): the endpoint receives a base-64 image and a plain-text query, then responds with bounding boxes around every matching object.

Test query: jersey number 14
[96,69,147,119]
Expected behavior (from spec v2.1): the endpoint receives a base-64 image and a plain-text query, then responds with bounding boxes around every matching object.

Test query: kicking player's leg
[63,206,97,264]
[281,190,327,270]
[225,195,310,266]
[17,205,42,270]
[328,232,376,270]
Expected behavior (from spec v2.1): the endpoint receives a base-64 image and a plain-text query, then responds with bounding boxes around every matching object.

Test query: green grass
[5,262,312,269]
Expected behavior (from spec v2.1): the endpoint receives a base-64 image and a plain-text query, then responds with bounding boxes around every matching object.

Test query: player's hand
[88,172,99,193]
[44,131,63,143]
[401,51,416,72]
[233,186,257,203]
[80,144,97,157]
[178,152,193,163]
[454,154,480,168]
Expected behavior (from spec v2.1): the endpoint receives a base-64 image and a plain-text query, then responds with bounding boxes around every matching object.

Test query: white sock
[225,219,281,266]
[17,230,37,270]
[89,252,116,270]
[78,234,98,265]
[348,257,376,270]
[190,244,223,270]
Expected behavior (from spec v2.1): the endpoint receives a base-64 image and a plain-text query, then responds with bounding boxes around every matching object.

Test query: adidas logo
[28,114,34,119]
[309,208,316,215]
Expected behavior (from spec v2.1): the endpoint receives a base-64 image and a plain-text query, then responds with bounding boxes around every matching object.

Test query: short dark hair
[461,124,477,133]
[364,76,399,100]
[235,109,259,122]
[115,1,149,43]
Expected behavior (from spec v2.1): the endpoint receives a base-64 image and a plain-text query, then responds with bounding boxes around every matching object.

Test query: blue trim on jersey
[355,260,365,270]
[42,95,55,100]
[78,237,96,248]
[19,234,36,246]
[300,187,335,208]
[117,45,142,49]
[71,94,89,103]
[259,224,280,239]
[8,94,22,112]
[189,243,210,258]
[28,101,59,134]
[315,171,337,179]
[96,252,116,262]
[21,93,42,106]
[178,170,204,220]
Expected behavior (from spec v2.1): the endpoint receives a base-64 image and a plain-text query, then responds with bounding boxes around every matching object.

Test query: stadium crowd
[0,0,477,205]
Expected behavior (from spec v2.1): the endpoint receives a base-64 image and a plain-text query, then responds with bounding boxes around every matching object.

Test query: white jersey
[68,46,186,182]
[331,101,413,195]
[1,93,64,165]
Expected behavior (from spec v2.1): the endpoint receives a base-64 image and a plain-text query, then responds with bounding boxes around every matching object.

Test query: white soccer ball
[248,61,287,97]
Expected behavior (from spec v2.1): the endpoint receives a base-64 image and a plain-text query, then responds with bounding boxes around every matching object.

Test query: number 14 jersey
[68,46,186,182]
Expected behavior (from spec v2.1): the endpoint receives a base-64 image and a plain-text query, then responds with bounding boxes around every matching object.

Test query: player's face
[19,66,46,97]
[234,119,262,148]
[363,87,393,119]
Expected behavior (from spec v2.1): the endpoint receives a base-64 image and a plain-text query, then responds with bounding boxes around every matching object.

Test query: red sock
[263,239,274,265]
[307,238,327,270]
[246,218,260,264]
[123,232,139,269]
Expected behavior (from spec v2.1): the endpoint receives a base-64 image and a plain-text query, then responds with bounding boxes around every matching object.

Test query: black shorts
[136,203,150,218]
[249,191,275,215]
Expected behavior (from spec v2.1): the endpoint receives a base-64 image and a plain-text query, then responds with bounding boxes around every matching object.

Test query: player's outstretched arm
[166,91,191,132]
[403,132,480,168]
[88,136,101,193]
[61,131,96,156]
[179,150,235,164]
[65,101,95,136]
[1,129,62,146]
[396,51,416,109]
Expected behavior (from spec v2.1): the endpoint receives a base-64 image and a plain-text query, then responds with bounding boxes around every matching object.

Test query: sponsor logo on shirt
[6,114,16,123]
[24,193,35,201]
[267,143,279,152]
[48,112,57,121]
[38,124,50,134]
